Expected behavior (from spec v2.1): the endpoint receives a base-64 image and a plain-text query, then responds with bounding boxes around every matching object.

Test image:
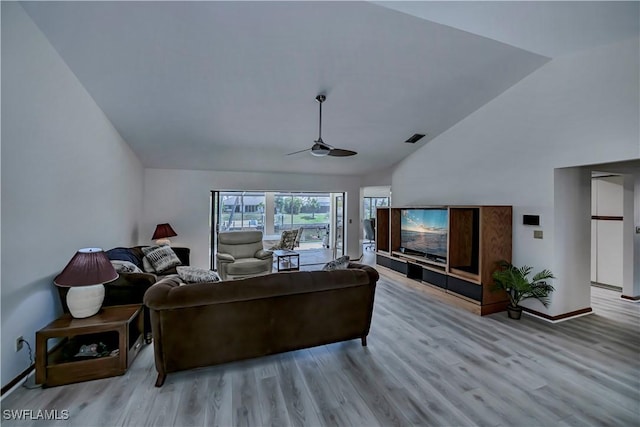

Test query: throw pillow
[142,245,181,274]
[142,256,156,273]
[106,247,143,268]
[177,266,221,284]
[110,260,143,274]
[322,255,350,271]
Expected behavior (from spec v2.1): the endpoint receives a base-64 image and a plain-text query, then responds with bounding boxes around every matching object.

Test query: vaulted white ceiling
[20,1,639,176]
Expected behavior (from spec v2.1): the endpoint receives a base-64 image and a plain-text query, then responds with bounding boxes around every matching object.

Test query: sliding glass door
[333,195,344,259]
[211,190,345,269]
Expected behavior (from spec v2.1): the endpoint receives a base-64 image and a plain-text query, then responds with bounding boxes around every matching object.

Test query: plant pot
[507,305,523,320]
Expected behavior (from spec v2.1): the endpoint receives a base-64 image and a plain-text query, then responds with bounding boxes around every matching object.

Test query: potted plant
[492,261,555,319]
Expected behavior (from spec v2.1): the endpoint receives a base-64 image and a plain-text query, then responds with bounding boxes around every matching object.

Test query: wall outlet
[534,230,543,239]
[15,336,23,352]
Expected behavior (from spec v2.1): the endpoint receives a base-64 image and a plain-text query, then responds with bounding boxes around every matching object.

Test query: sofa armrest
[109,272,157,288]
[348,262,380,284]
[255,249,273,260]
[216,253,235,263]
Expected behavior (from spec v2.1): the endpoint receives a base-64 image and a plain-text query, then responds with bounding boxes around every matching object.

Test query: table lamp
[152,223,177,245]
[54,248,118,318]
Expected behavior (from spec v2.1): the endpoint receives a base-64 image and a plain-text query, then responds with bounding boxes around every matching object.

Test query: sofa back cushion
[145,265,377,310]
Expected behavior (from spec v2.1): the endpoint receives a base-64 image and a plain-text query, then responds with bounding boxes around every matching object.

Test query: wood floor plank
[2,255,638,427]
[231,365,262,427]
[274,353,323,427]
[256,375,290,427]
[172,373,207,426]
[294,349,352,427]
[203,367,233,427]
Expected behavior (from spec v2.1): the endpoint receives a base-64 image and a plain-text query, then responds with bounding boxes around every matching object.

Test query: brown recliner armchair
[216,231,273,280]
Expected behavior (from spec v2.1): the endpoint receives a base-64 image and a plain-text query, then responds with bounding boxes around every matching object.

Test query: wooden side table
[36,304,144,387]
[273,249,300,272]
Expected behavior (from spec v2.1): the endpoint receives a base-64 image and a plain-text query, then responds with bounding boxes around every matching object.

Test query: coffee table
[273,249,300,272]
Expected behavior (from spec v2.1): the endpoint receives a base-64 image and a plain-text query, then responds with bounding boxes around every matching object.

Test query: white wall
[624,172,640,298]
[1,3,144,388]
[391,37,639,316]
[634,173,640,297]
[142,169,362,268]
[361,166,394,190]
[363,186,392,198]
[552,167,592,314]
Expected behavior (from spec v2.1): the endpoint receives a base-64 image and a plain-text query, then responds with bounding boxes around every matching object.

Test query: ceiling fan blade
[285,94,358,158]
[286,148,311,156]
[328,148,357,157]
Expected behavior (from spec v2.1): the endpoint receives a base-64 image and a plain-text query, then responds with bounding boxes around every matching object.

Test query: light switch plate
[534,230,543,239]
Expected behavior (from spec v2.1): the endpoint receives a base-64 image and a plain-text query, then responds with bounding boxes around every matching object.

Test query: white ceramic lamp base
[66,284,105,318]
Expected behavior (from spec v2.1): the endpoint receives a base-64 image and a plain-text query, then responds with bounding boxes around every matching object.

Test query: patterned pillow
[142,256,156,273]
[282,230,297,248]
[110,260,143,274]
[142,245,181,273]
[177,266,220,284]
[322,255,350,271]
[271,229,298,250]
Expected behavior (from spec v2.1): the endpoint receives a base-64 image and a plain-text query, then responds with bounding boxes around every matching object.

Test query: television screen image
[401,209,448,259]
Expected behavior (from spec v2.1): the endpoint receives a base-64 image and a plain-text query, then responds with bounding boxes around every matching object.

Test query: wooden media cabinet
[375,205,512,315]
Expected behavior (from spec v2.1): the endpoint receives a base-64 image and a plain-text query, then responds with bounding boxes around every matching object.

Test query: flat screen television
[400,208,448,262]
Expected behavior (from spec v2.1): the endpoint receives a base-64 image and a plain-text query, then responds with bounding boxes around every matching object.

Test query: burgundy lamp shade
[54,248,118,287]
[152,223,177,240]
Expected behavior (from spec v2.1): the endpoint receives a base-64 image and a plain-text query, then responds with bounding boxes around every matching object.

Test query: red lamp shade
[152,223,177,240]
[54,248,118,287]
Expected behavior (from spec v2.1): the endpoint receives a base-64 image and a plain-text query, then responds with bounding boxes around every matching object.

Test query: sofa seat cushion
[226,258,270,276]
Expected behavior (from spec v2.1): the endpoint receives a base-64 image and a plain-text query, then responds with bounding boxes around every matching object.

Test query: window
[363,197,389,220]
[219,192,265,231]
[274,193,330,236]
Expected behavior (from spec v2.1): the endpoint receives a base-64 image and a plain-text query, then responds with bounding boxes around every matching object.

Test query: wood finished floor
[3,261,639,427]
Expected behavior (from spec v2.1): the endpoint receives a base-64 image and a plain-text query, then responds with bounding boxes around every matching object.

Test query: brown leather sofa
[144,262,378,387]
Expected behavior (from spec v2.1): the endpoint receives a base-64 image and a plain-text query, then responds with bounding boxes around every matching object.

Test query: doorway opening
[210,191,345,270]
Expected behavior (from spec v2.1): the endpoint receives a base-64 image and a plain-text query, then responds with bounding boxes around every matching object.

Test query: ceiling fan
[287,95,357,157]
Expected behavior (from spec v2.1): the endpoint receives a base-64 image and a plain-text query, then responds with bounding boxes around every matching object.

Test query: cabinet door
[590,220,597,282]
[596,220,623,287]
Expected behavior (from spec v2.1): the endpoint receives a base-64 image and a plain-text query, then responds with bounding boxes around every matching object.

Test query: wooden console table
[36,304,144,387]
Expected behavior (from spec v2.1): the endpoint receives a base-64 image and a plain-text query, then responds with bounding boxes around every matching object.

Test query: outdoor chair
[269,229,299,250]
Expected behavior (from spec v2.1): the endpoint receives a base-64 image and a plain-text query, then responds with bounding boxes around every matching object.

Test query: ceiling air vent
[405,133,425,143]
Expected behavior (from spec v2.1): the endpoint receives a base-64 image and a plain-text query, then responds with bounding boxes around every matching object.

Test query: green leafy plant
[492,261,555,308]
